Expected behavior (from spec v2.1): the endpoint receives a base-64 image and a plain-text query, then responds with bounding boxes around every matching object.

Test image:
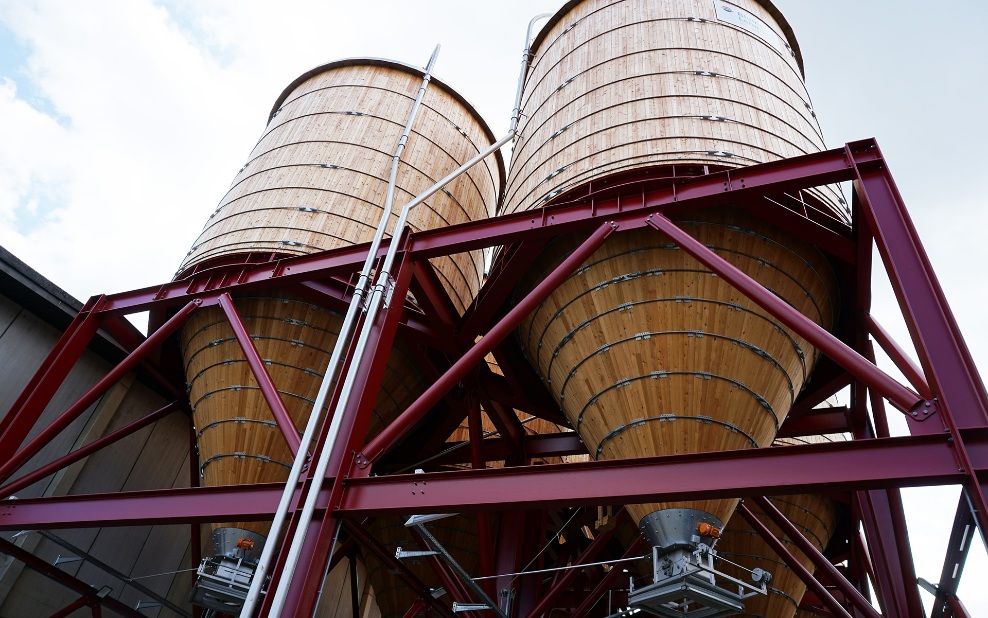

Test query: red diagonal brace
[737,503,852,618]
[48,595,90,618]
[218,292,301,455]
[0,400,183,498]
[0,296,104,456]
[752,496,882,618]
[359,221,617,465]
[0,299,201,484]
[865,314,933,400]
[645,213,923,414]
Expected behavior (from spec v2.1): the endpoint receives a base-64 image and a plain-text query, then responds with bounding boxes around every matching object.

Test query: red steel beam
[853,146,988,545]
[946,594,973,618]
[280,250,420,616]
[2,433,984,530]
[87,145,859,323]
[0,296,104,456]
[738,504,852,618]
[751,496,881,618]
[217,292,301,455]
[931,494,978,618]
[0,400,183,498]
[457,238,548,342]
[645,213,924,414]
[100,241,393,315]
[865,314,933,400]
[858,488,925,617]
[410,259,461,334]
[0,299,201,484]
[359,221,617,465]
[850,139,988,429]
[343,435,979,516]
[409,147,858,263]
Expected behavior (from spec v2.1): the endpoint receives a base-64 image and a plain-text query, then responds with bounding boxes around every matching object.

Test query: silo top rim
[528,0,806,78]
[268,57,506,192]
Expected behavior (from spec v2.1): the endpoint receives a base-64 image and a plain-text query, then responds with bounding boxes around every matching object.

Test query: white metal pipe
[240,46,440,618]
[265,13,549,614]
[509,13,552,135]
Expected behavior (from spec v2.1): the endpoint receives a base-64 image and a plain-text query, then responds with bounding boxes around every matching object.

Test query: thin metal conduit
[267,14,552,614]
[240,45,441,618]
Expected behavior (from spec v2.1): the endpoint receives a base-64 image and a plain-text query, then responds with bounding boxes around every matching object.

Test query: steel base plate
[628,574,744,617]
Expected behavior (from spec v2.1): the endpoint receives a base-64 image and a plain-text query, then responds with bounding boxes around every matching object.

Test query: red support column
[930,494,977,618]
[857,489,924,617]
[0,400,183,498]
[188,419,203,618]
[468,399,496,598]
[645,213,924,414]
[217,292,301,455]
[278,249,419,616]
[850,140,988,430]
[0,296,104,457]
[360,221,617,465]
[0,299,201,484]
[738,504,852,618]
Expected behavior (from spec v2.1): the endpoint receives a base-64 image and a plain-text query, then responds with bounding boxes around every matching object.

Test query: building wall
[0,247,194,617]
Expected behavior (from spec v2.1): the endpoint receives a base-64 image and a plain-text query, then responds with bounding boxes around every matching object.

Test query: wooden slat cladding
[513,208,838,526]
[502,0,843,218]
[505,0,842,529]
[715,435,845,618]
[180,292,425,536]
[176,60,502,542]
[180,61,502,313]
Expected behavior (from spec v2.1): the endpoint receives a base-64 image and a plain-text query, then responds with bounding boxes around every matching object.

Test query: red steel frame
[0,139,985,617]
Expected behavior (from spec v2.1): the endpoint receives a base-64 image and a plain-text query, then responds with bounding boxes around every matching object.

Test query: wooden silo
[177,58,504,537]
[506,0,843,532]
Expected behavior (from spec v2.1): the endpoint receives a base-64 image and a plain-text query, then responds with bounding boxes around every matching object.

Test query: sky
[0,0,986,614]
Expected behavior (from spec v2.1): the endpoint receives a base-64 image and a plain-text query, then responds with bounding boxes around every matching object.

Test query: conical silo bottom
[514,207,838,529]
[180,290,426,537]
[715,435,846,617]
[716,493,840,618]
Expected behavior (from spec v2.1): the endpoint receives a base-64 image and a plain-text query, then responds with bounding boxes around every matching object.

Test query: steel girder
[0,139,985,617]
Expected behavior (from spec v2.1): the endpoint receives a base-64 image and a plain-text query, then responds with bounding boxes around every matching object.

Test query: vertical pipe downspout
[240,46,441,618]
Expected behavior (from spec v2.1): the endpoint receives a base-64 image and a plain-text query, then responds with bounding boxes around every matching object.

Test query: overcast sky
[1,0,985,614]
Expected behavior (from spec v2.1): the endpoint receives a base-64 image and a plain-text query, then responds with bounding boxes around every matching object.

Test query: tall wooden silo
[178,57,503,612]
[503,0,843,608]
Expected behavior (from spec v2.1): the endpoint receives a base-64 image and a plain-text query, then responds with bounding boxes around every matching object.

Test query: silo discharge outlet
[189,527,267,613]
[628,508,771,617]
